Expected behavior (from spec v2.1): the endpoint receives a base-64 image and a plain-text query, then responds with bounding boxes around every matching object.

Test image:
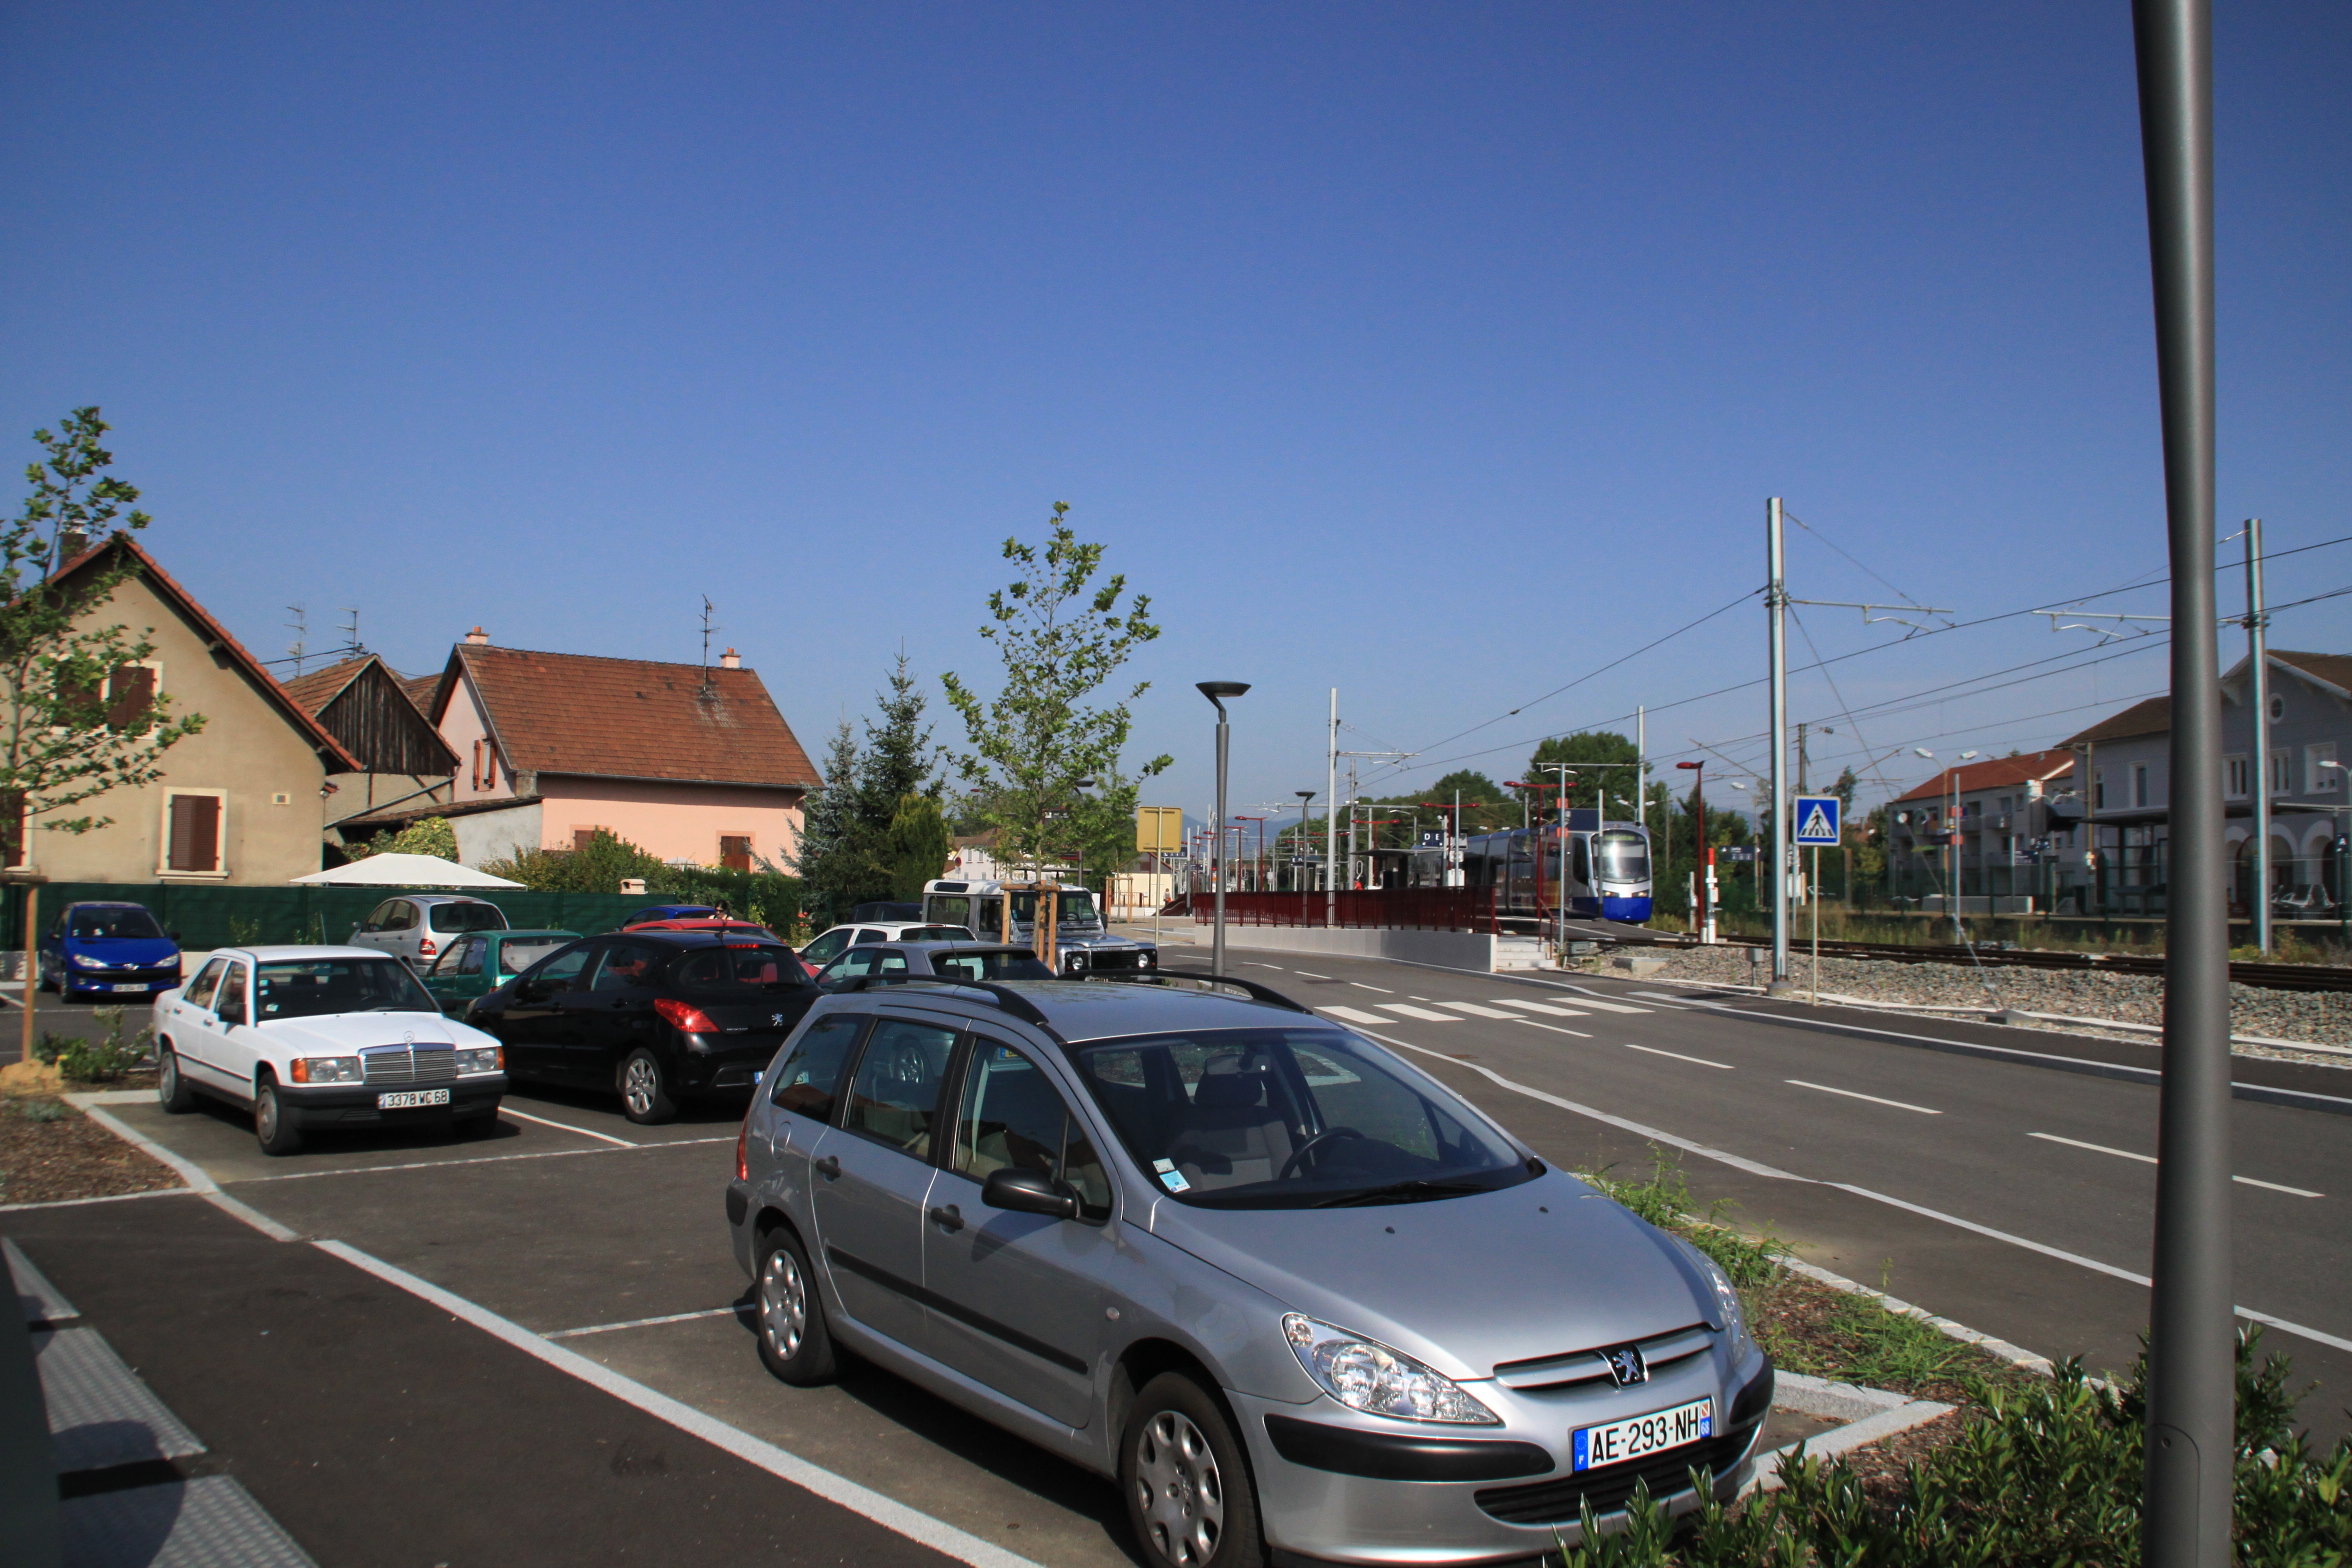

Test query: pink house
[416,630,822,871]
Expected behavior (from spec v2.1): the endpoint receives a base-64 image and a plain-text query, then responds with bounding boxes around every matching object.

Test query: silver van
[725,976,1771,1566]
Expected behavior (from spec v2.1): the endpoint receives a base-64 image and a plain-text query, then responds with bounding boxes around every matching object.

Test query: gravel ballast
[1622,943,2352,1068]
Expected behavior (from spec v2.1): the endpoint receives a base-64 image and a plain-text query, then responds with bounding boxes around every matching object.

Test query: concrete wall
[452,801,542,868]
[30,575,328,887]
[537,776,804,867]
[1212,924,1496,971]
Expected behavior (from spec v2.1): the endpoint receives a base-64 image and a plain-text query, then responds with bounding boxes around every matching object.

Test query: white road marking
[1245,962,1285,969]
[1293,971,1333,979]
[1343,1023,2352,1360]
[1511,1019,1596,1039]
[1787,1080,1941,1115]
[501,1107,640,1147]
[546,1306,740,1339]
[1626,1043,1735,1070]
[315,1241,1046,1568]
[1490,998,1588,1017]
[1350,983,1394,993]
[1318,1007,1395,1026]
[1436,1001,1526,1019]
[1377,1004,1462,1022]
[1554,997,1650,1014]
[2030,1133,2323,1197]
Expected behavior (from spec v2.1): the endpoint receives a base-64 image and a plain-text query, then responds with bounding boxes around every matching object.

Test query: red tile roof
[1892,747,2076,804]
[52,534,363,772]
[428,644,821,791]
[2061,695,2171,747]
[281,657,370,715]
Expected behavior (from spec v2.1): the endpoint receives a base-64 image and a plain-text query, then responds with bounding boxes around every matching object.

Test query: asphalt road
[8,945,2349,1566]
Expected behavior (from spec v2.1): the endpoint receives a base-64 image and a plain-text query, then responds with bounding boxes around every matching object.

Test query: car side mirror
[982,1167,1078,1220]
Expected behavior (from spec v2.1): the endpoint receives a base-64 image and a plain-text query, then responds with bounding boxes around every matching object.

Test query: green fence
[0,884,657,952]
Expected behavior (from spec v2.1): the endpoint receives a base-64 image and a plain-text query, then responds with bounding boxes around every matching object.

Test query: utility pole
[1766,498,1793,994]
[1325,689,1339,925]
[1196,682,1249,977]
[2134,2,2233,1561]
[2245,518,2271,953]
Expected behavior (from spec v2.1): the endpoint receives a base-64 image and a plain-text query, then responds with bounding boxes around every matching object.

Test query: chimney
[54,529,89,571]
[720,648,741,670]
[465,626,490,646]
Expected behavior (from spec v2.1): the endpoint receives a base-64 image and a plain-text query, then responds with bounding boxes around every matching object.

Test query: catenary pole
[1767,498,1793,991]
[1326,688,1339,925]
[2133,2,2233,1563]
[2246,519,2270,953]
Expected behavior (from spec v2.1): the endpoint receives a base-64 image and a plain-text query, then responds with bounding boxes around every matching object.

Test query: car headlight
[455,1046,503,1075]
[1281,1314,1500,1425]
[289,1056,362,1084]
[1679,1241,1756,1359]
[70,953,105,969]
[1142,949,1156,967]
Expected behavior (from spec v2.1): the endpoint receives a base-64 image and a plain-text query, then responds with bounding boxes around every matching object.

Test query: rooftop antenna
[284,604,308,677]
[336,607,365,658]
[699,597,719,693]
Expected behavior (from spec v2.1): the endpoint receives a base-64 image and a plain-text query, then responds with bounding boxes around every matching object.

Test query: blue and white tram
[1461,814,1654,924]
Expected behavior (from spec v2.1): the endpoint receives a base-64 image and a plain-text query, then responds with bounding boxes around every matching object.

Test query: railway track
[1702,935,2352,995]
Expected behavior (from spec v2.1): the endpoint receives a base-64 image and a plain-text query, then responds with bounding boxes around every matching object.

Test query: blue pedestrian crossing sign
[1793,795,1842,847]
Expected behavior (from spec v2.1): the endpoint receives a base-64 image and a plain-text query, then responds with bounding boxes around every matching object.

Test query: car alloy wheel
[1135,1409,1226,1567]
[623,1056,660,1118]
[759,1244,807,1360]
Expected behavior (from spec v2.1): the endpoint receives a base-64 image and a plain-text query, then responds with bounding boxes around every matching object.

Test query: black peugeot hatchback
[467,930,820,1123]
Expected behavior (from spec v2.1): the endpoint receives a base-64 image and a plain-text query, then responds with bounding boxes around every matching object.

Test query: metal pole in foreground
[2133,2,2233,1562]
[1766,498,1793,992]
[1197,683,1250,978]
[2245,518,2271,953]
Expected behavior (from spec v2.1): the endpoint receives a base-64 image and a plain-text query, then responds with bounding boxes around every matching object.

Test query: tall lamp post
[1676,762,1710,943]
[1196,682,1250,977]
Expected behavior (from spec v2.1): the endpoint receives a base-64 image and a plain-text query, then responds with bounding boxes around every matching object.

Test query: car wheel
[156,1045,195,1114]
[753,1227,837,1386]
[253,1076,303,1156]
[1121,1373,1263,1568]
[619,1048,676,1124]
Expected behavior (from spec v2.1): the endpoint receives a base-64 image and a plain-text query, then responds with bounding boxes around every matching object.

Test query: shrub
[33,1006,151,1083]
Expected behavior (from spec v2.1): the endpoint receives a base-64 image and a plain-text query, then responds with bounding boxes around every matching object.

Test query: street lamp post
[1196,682,1250,977]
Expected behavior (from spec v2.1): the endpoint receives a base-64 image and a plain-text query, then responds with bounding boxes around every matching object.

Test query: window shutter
[574,828,597,853]
[471,739,482,792]
[721,835,752,872]
[169,795,220,872]
[0,791,21,869]
[106,666,156,730]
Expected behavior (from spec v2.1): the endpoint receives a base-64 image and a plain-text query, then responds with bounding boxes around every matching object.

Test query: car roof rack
[1088,970,1314,1015]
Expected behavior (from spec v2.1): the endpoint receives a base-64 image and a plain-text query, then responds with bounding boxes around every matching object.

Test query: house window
[472,739,500,792]
[106,664,157,730]
[2133,765,2150,810]
[2225,755,2249,800]
[162,790,225,875]
[2093,769,2106,810]
[2310,743,2340,792]
[571,826,614,852]
[2269,750,2292,796]
[2269,694,2286,722]
[720,834,753,872]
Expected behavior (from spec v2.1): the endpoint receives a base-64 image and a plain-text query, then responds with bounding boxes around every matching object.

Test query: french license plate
[377,1088,451,1110]
[1572,1397,1714,1472]
[109,983,149,993]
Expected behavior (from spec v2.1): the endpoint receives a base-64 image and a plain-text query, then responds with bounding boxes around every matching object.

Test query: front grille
[1472,1426,1757,1526]
[362,1047,457,1085]
[1494,1323,1714,1392]
[1082,949,1147,972]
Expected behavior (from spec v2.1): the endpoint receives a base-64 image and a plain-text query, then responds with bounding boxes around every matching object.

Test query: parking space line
[2029,1132,2323,1197]
[1625,1043,1734,1070]
[1787,1080,1941,1115]
[499,1107,640,1147]
[1510,1019,1595,1039]
[312,1241,1045,1568]
[234,1144,635,1183]
[546,1306,741,1339]
[1350,983,1393,993]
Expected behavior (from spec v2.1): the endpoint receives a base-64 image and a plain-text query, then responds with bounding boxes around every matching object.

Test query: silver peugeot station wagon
[724,976,1773,1567]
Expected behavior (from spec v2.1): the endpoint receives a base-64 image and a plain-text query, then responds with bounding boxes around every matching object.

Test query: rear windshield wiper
[1311,1178,1499,1209]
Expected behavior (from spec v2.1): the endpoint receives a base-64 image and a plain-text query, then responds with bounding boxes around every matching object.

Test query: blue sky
[5,3,2347,834]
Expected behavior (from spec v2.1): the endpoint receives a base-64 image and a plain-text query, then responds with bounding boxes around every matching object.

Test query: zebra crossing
[1314,993,1652,1028]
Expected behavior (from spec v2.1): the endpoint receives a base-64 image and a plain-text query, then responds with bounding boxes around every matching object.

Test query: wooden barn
[283,655,461,847]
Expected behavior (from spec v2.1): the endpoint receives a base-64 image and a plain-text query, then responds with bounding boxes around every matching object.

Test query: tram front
[1594,825,1653,921]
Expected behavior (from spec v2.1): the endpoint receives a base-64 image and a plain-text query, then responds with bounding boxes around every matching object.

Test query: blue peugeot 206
[41,901,184,1000]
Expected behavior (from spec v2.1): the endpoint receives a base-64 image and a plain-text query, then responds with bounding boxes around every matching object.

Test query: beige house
[417,631,822,869]
[14,537,362,885]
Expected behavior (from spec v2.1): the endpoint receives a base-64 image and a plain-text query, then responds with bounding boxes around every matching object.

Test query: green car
[421,928,582,1017]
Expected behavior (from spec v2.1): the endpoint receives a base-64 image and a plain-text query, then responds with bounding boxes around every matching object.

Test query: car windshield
[902,925,972,942]
[429,902,507,933]
[673,943,811,991]
[68,908,165,940]
[1595,832,1649,885]
[1072,1027,1532,1209]
[1058,892,1099,925]
[255,957,441,1019]
[929,949,1054,981]
[496,937,573,974]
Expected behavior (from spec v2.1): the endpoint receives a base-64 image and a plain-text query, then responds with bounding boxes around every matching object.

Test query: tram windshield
[1595,831,1650,886]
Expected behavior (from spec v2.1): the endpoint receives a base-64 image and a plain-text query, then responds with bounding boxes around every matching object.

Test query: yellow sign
[1136,806,1183,854]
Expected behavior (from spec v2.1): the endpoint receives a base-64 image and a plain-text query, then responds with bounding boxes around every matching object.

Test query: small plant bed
[0,1087,181,1206]
[1569,1150,2352,1562]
